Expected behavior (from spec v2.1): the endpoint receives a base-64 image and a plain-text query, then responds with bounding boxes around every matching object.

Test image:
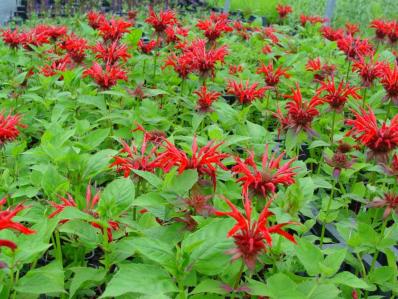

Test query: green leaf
[309,140,330,149]
[163,169,198,195]
[133,192,168,219]
[246,279,269,296]
[100,263,178,298]
[331,271,375,290]
[99,178,135,216]
[41,164,69,197]
[15,262,65,295]
[77,95,106,111]
[321,248,347,277]
[132,169,163,188]
[191,279,227,295]
[83,149,117,179]
[124,28,143,48]
[265,273,305,298]
[296,238,323,276]
[80,128,110,150]
[69,267,106,299]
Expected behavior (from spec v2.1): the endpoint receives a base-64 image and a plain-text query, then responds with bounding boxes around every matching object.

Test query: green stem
[362,88,367,108]
[102,229,110,271]
[153,52,158,81]
[345,60,352,82]
[330,110,336,144]
[385,101,391,122]
[231,262,245,299]
[369,218,388,273]
[320,180,336,247]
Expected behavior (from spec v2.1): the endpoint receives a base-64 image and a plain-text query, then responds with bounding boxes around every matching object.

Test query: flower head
[196,13,233,42]
[337,35,374,60]
[305,57,336,82]
[145,7,178,34]
[257,62,290,87]
[367,193,398,219]
[370,19,389,40]
[83,62,127,89]
[276,4,293,19]
[164,25,188,44]
[194,85,220,112]
[184,194,214,216]
[41,55,72,77]
[97,18,131,42]
[345,22,360,36]
[325,151,356,178]
[320,26,344,41]
[1,28,23,48]
[300,15,326,26]
[163,53,192,79]
[92,40,131,65]
[87,11,106,29]
[59,34,88,63]
[387,21,398,44]
[138,39,157,54]
[0,112,26,145]
[226,80,268,104]
[377,63,398,105]
[229,64,244,75]
[352,56,385,87]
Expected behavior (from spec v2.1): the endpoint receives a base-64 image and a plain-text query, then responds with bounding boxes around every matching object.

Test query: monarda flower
[97,18,132,42]
[0,112,26,145]
[150,136,228,190]
[164,25,188,44]
[184,194,214,217]
[300,15,326,26]
[274,83,322,136]
[145,7,178,35]
[305,57,336,82]
[232,145,297,200]
[41,55,72,78]
[194,85,220,112]
[316,77,361,112]
[163,53,192,79]
[387,21,398,44]
[1,28,23,48]
[324,151,356,178]
[261,27,279,44]
[352,56,385,87]
[367,193,398,219]
[346,107,398,162]
[92,40,131,65]
[87,11,106,30]
[83,62,127,89]
[377,63,398,105]
[226,80,268,105]
[345,22,360,36]
[276,4,293,19]
[138,39,157,54]
[196,13,233,42]
[59,34,88,63]
[35,24,67,41]
[320,26,344,41]
[215,196,297,270]
[20,28,50,50]
[233,21,250,40]
[337,35,374,60]
[228,64,244,75]
[370,19,389,40]
[0,198,35,251]
[48,184,119,241]
[257,62,290,87]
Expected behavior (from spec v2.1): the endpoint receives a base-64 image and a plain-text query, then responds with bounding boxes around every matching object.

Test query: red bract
[97,18,131,42]
[387,21,398,44]
[232,146,297,200]
[194,85,220,112]
[370,19,389,40]
[229,64,243,75]
[145,7,178,34]
[138,39,157,54]
[276,4,293,19]
[20,28,50,50]
[300,15,326,26]
[87,11,106,29]
[367,193,398,219]
[261,27,279,44]
[196,13,233,42]
[226,80,268,104]
[345,22,360,36]
[164,53,192,79]
[320,26,344,41]
[233,21,250,40]
[92,41,131,64]
[48,184,119,241]
[215,196,297,270]
[41,55,72,77]
[0,198,35,251]
[0,112,26,145]
[36,24,67,40]
[337,35,374,60]
[257,62,290,87]
[164,25,188,44]
[316,77,361,112]
[184,194,214,216]
[325,152,355,178]
[275,83,322,136]
[1,28,23,48]
[346,107,398,162]
[305,57,336,82]
[83,62,127,89]
[59,34,88,63]
[352,56,385,87]
[151,136,228,190]
[377,63,398,105]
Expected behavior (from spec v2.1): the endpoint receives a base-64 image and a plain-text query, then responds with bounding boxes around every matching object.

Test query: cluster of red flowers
[276,4,293,19]
[196,13,233,43]
[370,20,398,44]
[305,57,336,82]
[0,112,26,145]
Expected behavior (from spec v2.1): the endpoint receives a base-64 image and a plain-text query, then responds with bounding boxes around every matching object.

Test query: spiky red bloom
[320,26,344,41]
[305,57,336,82]
[370,19,389,40]
[48,184,119,241]
[196,13,233,42]
[35,24,67,40]
[387,21,398,44]
[346,107,398,162]
[151,136,228,190]
[232,146,297,200]
[316,77,361,111]
[229,65,243,75]
[83,62,127,89]
[337,35,374,60]
[97,18,131,42]
[145,7,178,34]
[233,21,250,40]
[300,15,326,26]
[194,85,220,112]
[59,34,88,63]
[20,28,50,50]
[163,53,192,79]
[352,56,385,87]
[0,198,35,251]
[110,138,156,178]
[41,55,72,77]
[184,194,214,216]
[226,80,268,104]
[276,4,292,19]
[367,193,398,219]
[87,11,106,29]
[1,28,23,48]
[215,196,297,270]
[164,25,188,44]
[377,63,398,105]
[325,152,355,178]
[257,62,290,87]
[261,27,279,44]
[345,22,360,36]
[275,83,322,136]
[92,40,130,64]
[138,39,157,54]
[0,112,26,145]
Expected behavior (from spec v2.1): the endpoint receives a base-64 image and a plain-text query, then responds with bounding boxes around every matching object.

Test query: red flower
[233,21,250,40]
[48,184,119,241]
[387,21,398,44]
[377,63,398,105]
[300,15,326,26]
[20,28,50,50]
[324,151,356,178]
[97,18,132,42]
[305,57,336,81]
[215,196,297,270]
[184,194,214,216]
[229,64,244,75]
[382,153,398,179]
[127,10,138,21]
[276,4,293,19]
[337,35,374,60]
[164,25,188,44]
[145,7,178,34]
[35,24,67,40]
[138,39,157,54]
[196,13,233,42]
[320,26,344,41]
[370,19,389,40]
[59,34,88,63]
[92,40,131,64]
[0,112,26,145]
[87,11,106,30]
[151,136,228,190]
[346,107,398,162]
[232,146,297,200]
[163,53,192,79]
[83,62,127,89]
[0,198,35,251]
[226,80,268,104]
[316,77,361,111]
[262,44,272,54]
[41,55,72,77]
[257,62,290,87]
[345,22,360,36]
[274,83,322,136]
[261,27,279,44]
[194,85,220,112]
[367,193,398,219]
[352,56,385,87]
[132,123,166,147]
[1,28,23,48]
